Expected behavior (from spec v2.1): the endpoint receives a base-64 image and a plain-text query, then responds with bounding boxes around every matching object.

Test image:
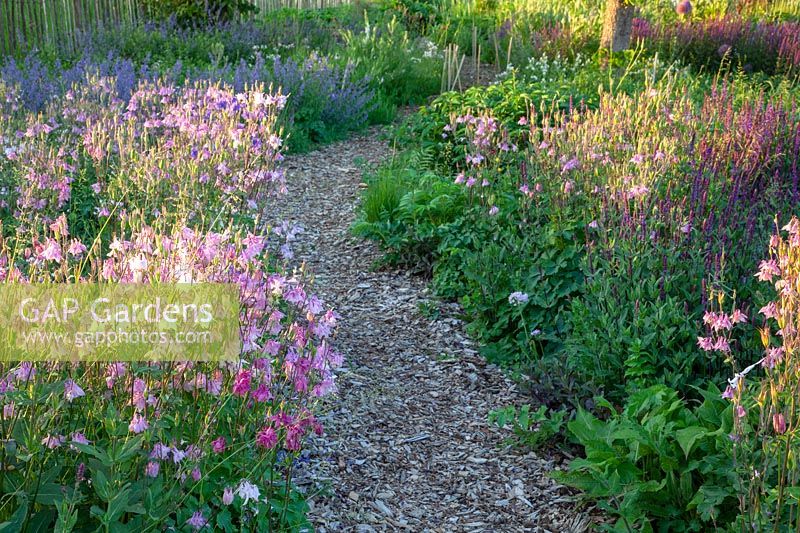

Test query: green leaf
[34,482,67,506]
[675,426,707,458]
[0,501,28,532]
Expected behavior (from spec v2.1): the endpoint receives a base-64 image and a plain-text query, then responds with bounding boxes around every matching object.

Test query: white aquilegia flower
[508,292,529,306]
[237,480,261,506]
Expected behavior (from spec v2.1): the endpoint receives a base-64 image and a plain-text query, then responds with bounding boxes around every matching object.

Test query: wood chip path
[270,129,591,532]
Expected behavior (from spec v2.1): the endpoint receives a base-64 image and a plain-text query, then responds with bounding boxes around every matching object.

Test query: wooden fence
[0,0,141,56]
[0,0,353,57]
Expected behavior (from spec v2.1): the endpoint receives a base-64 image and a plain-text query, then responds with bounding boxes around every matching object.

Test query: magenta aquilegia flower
[255,426,278,449]
[508,292,529,306]
[232,369,252,396]
[212,436,226,454]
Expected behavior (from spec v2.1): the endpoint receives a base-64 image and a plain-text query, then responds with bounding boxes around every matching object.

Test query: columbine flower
[721,385,735,400]
[129,412,149,434]
[773,413,787,434]
[255,426,278,449]
[222,486,235,505]
[508,292,529,306]
[232,370,252,396]
[697,336,714,351]
[762,347,785,369]
[40,239,63,263]
[42,435,64,449]
[186,511,208,531]
[70,432,89,446]
[759,302,779,319]
[64,379,86,402]
[712,313,732,332]
[489,206,499,216]
[756,259,780,282]
[237,480,260,505]
[713,337,730,352]
[145,461,160,478]
[730,309,747,324]
[561,158,579,174]
[212,436,226,454]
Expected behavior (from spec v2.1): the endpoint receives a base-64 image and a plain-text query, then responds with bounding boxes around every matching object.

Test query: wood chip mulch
[268,127,592,532]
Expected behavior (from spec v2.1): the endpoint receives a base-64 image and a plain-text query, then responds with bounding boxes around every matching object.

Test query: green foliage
[141,0,257,25]
[342,14,442,110]
[556,385,738,532]
[489,404,567,450]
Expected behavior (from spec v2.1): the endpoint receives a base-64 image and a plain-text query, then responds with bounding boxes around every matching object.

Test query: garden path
[271,129,589,532]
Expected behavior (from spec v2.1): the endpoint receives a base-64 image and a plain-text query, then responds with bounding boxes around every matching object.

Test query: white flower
[237,480,261,505]
[508,292,529,306]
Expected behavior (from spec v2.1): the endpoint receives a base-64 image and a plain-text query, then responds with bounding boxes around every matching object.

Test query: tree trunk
[600,0,635,53]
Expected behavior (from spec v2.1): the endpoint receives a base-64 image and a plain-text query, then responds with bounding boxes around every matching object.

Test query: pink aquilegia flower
[730,309,748,324]
[42,434,65,449]
[773,413,787,434]
[713,337,731,352]
[222,486,235,505]
[760,302,779,319]
[186,511,208,531]
[697,336,714,351]
[145,461,160,478]
[756,259,781,282]
[70,432,89,446]
[39,239,63,263]
[64,379,86,402]
[129,412,149,434]
[722,385,735,400]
